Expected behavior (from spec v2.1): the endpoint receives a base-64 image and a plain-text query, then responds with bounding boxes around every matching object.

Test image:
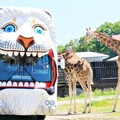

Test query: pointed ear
[86,28,88,31]
[43,9,53,19]
[89,27,91,30]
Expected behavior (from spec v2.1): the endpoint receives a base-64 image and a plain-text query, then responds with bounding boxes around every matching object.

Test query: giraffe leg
[82,91,87,114]
[112,84,119,112]
[88,84,92,113]
[112,76,120,112]
[73,82,77,113]
[68,81,73,114]
[87,76,93,113]
[78,81,87,114]
[112,58,120,112]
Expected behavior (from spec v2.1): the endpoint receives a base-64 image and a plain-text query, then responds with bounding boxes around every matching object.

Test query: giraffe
[85,27,120,112]
[60,50,93,114]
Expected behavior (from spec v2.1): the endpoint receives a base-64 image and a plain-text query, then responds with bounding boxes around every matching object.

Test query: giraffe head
[84,27,95,43]
[60,50,74,60]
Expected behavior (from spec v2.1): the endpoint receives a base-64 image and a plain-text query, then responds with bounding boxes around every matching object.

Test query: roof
[107,56,118,61]
[112,34,120,41]
[76,52,109,62]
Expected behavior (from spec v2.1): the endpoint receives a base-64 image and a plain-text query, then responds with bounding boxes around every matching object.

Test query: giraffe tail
[90,70,94,85]
[91,79,94,85]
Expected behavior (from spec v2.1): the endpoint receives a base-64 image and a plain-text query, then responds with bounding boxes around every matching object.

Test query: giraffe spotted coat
[61,50,93,114]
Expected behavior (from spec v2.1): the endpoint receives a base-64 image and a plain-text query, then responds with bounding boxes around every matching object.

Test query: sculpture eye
[34,26,44,34]
[3,24,16,32]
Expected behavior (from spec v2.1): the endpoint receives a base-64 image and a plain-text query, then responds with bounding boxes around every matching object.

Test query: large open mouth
[0,49,57,94]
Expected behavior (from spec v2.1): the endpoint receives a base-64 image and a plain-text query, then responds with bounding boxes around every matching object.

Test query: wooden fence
[57,61,118,97]
[90,61,118,90]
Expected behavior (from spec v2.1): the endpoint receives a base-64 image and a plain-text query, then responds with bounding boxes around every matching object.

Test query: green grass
[57,88,120,118]
[57,88,116,101]
[58,99,120,118]
[93,88,116,96]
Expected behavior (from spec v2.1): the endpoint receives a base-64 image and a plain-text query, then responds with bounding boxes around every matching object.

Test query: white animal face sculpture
[0,7,56,57]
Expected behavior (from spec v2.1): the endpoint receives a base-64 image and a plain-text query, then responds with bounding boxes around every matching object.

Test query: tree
[65,39,78,52]
[96,21,120,57]
[77,36,87,52]
[57,45,65,53]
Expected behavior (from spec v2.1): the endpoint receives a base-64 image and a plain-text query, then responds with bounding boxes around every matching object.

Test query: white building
[107,56,118,61]
[76,52,109,62]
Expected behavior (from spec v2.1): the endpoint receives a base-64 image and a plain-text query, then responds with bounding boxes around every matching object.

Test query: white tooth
[32,52,37,57]
[35,82,46,88]
[19,82,23,87]
[7,81,12,86]
[2,82,6,86]
[45,51,49,55]
[14,52,19,56]
[38,53,43,57]
[39,82,46,88]
[7,51,13,57]
[0,82,2,86]
[20,52,25,57]
[13,82,17,86]
[24,82,29,87]
[42,51,49,57]
[30,82,34,87]
[26,52,31,56]
[35,82,39,87]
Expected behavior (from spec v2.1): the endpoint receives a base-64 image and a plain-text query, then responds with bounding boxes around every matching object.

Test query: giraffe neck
[94,31,120,55]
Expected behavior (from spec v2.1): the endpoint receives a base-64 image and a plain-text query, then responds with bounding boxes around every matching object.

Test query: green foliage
[97,22,113,35]
[65,39,79,52]
[77,36,87,52]
[57,45,65,53]
[112,21,120,34]
[97,21,120,35]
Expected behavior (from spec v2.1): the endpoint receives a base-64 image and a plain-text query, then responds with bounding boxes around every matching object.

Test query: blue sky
[1,0,120,45]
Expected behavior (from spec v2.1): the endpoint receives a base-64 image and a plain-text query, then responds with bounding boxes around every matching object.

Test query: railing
[91,61,118,81]
[90,61,118,90]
